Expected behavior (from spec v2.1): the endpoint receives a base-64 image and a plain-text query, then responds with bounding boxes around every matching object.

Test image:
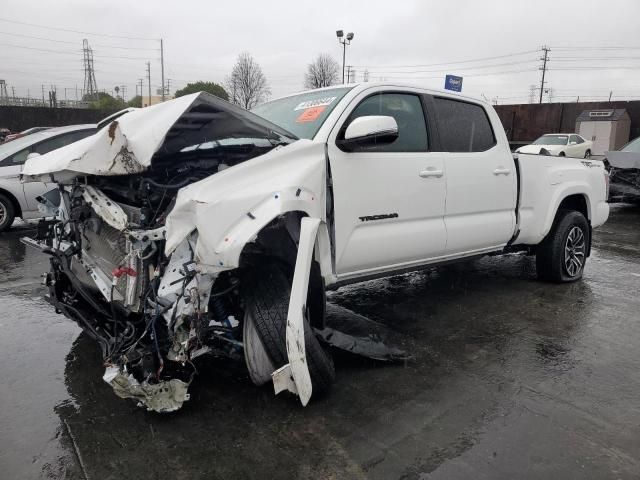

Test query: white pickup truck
[22,84,609,412]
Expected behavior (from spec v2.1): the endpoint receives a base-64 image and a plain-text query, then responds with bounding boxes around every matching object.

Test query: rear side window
[433,98,496,152]
[33,129,94,155]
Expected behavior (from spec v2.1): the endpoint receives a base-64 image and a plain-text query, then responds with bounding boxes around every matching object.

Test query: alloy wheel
[564,226,586,277]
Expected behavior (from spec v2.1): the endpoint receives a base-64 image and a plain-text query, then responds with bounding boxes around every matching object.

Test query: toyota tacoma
[21,84,610,411]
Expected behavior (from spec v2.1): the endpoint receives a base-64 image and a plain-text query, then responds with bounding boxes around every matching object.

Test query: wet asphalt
[1,205,640,480]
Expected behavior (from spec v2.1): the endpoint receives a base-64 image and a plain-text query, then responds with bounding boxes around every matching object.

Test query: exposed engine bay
[29,143,281,411]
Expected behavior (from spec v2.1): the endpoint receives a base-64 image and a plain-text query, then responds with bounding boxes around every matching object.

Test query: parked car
[0,125,96,231]
[0,108,137,232]
[21,85,609,412]
[606,136,640,203]
[3,126,52,143]
[516,133,593,158]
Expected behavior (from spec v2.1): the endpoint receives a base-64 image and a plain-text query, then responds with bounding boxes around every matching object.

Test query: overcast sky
[2,0,640,104]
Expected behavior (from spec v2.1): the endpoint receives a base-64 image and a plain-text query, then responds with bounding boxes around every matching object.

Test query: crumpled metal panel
[103,366,190,413]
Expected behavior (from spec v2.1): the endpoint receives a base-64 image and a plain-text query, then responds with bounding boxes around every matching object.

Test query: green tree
[174,81,229,101]
[84,92,125,110]
[127,95,142,108]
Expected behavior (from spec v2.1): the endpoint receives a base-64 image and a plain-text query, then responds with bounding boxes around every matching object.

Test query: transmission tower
[82,39,98,100]
[528,85,537,104]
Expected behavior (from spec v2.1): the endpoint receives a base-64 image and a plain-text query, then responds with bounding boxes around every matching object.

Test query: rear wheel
[0,193,16,232]
[536,210,589,282]
[584,149,591,159]
[242,260,335,394]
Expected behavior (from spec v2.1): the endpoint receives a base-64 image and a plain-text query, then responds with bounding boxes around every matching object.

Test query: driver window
[346,93,428,152]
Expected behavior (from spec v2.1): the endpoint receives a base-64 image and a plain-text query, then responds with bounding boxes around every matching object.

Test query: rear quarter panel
[515,154,609,245]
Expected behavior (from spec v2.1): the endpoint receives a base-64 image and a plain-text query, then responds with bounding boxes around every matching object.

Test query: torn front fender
[164,140,327,271]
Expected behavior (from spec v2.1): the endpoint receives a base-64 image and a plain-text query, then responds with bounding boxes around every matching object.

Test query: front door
[327,89,447,276]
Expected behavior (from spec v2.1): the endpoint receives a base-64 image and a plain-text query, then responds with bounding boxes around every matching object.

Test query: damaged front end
[21,92,303,412]
[28,181,257,412]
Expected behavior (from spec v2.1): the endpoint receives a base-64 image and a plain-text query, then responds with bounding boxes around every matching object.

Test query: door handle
[419,168,444,178]
[493,167,511,175]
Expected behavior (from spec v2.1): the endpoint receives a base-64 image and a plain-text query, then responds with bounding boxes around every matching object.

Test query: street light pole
[336,30,354,84]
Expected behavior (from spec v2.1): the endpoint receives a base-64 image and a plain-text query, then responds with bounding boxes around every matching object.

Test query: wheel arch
[0,187,22,218]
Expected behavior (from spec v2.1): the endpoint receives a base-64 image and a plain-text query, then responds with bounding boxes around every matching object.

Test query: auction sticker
[294,96,336,111]
[296,106,326,123]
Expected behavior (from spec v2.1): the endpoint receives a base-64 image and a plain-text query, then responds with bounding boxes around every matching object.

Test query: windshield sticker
[294,97,337,111]
[296,106,326,123]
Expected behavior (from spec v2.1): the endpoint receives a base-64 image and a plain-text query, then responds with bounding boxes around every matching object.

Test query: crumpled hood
[165,139,326,268]
[607,150,640,169]
[22,92,295,182]
[518,144,563,155]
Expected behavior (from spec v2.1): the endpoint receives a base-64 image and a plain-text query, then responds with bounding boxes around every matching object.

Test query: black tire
[0,193,16,232]
[584,149,591,159]
[536,210,589,283]
[558,151,566,157]
[243,260,335,394]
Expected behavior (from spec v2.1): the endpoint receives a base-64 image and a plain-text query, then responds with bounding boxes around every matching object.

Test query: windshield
[533,135,568,146]
[621,136,640,153]
[251,87,353,139]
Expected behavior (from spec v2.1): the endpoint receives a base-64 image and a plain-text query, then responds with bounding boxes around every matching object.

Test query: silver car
[0,108,136,232]
[0,124,96,231]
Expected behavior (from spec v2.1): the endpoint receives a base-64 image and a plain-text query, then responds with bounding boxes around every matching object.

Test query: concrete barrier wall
[495,101,640,143]
[0,106,118,131]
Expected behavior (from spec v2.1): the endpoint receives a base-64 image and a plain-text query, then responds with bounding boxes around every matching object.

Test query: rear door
[327,88,447,275]
[432,97,517,255]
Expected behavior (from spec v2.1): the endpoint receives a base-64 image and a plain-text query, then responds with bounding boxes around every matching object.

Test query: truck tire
[0,193,16,232]
[536,210,589,283]
[243,260,335,394]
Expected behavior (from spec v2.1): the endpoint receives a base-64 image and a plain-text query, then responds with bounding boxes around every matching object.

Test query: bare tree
[304,54,340,89]
[226,52,271,109]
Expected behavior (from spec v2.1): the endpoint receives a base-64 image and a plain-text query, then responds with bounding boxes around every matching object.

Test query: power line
[0,17,157,41]
[0,42,156,60]
[350,49,539,69]
[0,31,159,50]
[356,59,538,75]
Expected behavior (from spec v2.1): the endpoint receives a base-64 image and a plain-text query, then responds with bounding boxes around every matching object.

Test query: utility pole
[609,90,613,102]
[146,62,151,107]
[138,78,144,106]
[121,85,126,102]
[538,46,550,104]
[345,65,351,84]
[166,78,172,97]
[160,39,165,102]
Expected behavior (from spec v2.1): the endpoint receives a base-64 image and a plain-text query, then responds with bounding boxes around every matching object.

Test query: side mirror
[337,115,399,151]
[27,152,41,160]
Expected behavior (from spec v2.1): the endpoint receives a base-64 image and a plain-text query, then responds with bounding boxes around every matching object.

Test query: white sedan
[516,134,593,158]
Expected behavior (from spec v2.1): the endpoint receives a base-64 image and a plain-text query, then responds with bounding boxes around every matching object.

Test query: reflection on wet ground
[1,205,640,479]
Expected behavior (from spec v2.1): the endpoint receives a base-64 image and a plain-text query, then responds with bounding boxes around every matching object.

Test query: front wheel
[0,193,16,232]
[242,260,335,394]
[536,210,589,282]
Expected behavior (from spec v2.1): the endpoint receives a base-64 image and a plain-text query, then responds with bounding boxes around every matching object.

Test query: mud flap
[271,217,320,406]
